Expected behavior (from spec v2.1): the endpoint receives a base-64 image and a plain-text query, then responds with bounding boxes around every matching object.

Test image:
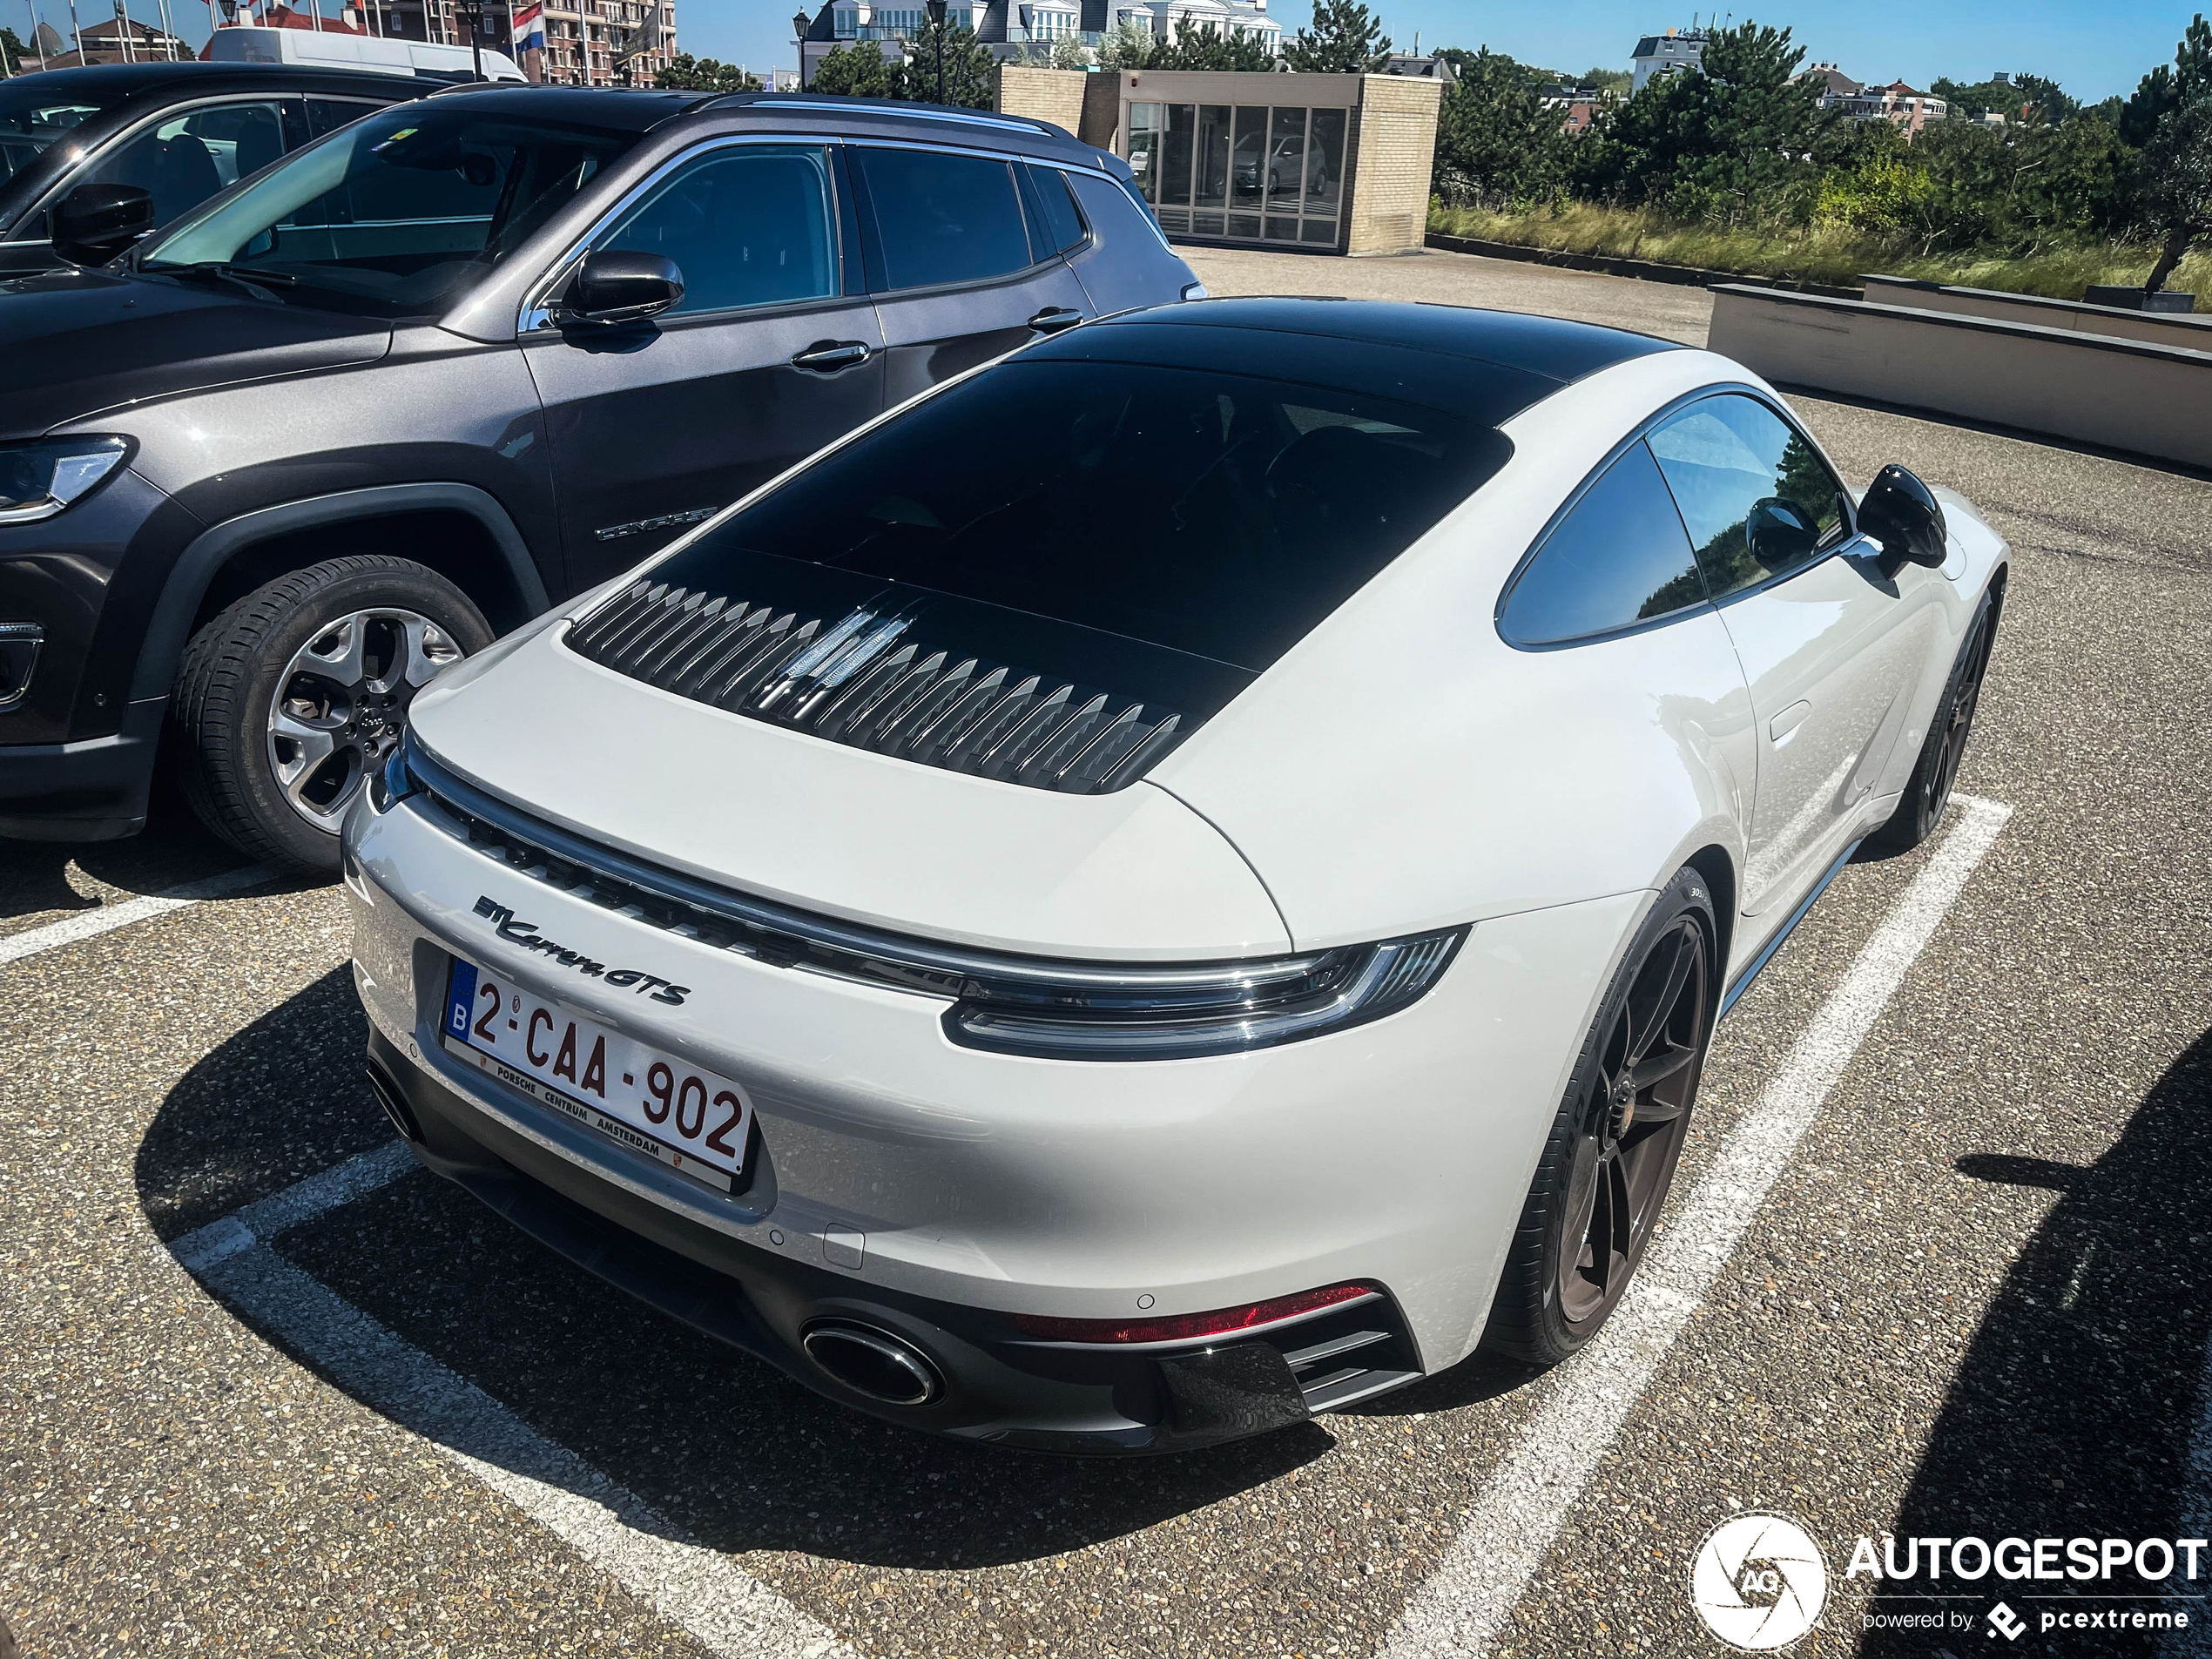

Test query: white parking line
[0,863,275,967]
[1383,795,2013,1659]
[167,1142,856,1659]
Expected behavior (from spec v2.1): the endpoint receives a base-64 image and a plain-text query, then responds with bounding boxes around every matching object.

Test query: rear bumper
[0,695,163,840]
[368,1022,1419,1453]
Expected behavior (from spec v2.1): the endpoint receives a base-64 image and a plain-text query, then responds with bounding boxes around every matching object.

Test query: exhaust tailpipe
[800,1320,943,1406]
[365,1058,424,1143]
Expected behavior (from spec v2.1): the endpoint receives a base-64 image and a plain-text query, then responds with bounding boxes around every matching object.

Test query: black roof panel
[1103,297,1681,384]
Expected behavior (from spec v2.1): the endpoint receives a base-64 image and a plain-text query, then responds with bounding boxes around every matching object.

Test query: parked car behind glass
[0,87,1197,870]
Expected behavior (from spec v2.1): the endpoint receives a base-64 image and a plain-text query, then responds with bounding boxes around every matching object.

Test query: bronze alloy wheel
[1483,867,1717,1366]
[1555,913,1707,1327]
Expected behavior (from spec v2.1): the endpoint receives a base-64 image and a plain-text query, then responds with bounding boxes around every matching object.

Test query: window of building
[1645,394,1850,601]
[1130,99,1342,248]
[1498,442,1709,646]
[857,147,1034,290]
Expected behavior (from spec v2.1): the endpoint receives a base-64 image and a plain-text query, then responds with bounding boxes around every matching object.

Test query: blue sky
[683,0,2199,103]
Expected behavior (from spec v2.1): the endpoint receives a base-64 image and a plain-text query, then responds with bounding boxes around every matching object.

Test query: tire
[169,556,492,874]
[1866,585,1999,855]
[1480,867,1718,1366]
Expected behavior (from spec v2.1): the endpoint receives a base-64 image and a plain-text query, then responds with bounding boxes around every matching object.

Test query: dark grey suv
[0,86,1197,870]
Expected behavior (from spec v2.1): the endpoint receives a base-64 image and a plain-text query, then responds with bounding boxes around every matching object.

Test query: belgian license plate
[441,956,752,1192]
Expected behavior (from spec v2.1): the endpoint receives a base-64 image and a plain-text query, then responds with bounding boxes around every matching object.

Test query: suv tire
[170,556,492,873]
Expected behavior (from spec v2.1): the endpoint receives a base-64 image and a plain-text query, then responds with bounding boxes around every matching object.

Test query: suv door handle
[791,340,872,372]
[1028,307,1084,334]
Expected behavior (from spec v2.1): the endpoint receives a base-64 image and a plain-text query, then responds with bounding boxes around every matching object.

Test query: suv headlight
[0,437,132,525]
[948,928,1467,1061]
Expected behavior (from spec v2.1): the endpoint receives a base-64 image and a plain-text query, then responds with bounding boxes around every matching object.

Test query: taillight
[1009,1281,1379,1345]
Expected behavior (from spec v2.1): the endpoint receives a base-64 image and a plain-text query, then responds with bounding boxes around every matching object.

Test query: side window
[1499,442,1708,647]
[306,98,388,139]
[1646,395,1849,601]
[595,145,836,316]
[858,146,1033,290]
[1021,162,1087,255]
[72,99,294,229]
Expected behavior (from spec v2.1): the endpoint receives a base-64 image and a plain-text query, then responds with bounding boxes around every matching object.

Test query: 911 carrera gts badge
[471,896,690,1005]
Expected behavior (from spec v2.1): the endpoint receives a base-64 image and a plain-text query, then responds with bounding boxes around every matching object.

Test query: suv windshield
[139,102,638,317]
[0,86,117,185]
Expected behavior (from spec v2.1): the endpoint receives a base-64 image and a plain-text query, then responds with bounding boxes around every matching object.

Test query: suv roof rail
[691,91,1063,137]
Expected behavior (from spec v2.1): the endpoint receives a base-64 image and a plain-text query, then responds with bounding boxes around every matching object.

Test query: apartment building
[368,0,675,83]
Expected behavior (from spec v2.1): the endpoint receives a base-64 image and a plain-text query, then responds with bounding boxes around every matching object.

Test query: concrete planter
[2083,284,2198,314]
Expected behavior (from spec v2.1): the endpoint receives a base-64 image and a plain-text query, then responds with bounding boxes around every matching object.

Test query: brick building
[362,0,675,83]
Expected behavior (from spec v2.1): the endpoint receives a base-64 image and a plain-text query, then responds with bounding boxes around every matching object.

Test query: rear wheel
[1868,587,1998,854]
[170,556,491,873]
[1481,868,1716,1366]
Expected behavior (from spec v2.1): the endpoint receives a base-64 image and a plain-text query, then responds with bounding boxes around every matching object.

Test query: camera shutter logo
[1689,1513,1831,1650]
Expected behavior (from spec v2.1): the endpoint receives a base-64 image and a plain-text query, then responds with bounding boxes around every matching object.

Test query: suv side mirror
[1858,463,1948,572]
[51,183,155,266]
[562,250,685,327]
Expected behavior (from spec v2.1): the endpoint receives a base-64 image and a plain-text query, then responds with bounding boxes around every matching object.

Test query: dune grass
[1427,201,2212,311]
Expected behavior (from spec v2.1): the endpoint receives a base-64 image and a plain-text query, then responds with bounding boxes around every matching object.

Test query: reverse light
[0,437,132,524]
[948,928,1466,1062]
[1010,1282,1380,1345]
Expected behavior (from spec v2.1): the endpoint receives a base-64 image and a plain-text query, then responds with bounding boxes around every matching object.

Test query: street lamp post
[791,6,806,88]
[455,0,484,79]
[925,0,943,103]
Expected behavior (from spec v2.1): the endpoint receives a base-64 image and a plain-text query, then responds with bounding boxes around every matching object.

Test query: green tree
[809,39,903,98]
[1432,48,1570,208]
[900,17,997,107]
[1154,18,1272,71]
[654,53,764,91]
[2138,89,2212,291]
[1281,0,1390,73]
[2121,14,2212,147]
[1093,18,1155,69]
[1580,22,1834,224]
[0,24,23,71]
[1578,65,1632,97]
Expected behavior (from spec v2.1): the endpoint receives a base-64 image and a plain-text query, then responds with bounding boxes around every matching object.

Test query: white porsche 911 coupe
[343,298,2006,1452]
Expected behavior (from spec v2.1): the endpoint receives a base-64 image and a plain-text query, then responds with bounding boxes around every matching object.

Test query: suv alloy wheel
[170,556,492,873]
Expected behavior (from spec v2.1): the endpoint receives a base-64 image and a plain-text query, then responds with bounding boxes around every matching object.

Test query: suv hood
[0,266,391,439]
[403,622,1293,962]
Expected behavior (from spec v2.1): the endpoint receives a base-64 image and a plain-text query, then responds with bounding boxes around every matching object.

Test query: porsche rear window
[648,360,1511,672]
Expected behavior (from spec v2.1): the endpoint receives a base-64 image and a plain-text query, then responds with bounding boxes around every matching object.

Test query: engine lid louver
[565,580,1192,794]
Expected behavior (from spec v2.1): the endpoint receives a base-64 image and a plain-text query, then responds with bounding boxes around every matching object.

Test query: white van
[206,24,528,84]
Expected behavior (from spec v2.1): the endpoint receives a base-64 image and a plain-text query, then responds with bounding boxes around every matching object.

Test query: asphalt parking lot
[5,246,2210,1659]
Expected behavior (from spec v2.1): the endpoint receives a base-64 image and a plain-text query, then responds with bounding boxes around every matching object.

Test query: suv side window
[594,145,837,317]
[855,146,1034,290]
[1646,394,1850,601]
[1020,162,1087,255]
[72,98,295,230]
[1499,442,1708,646]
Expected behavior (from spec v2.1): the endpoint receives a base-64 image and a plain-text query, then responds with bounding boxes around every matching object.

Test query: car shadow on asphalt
[1859,1024,2212,1653]
[0,792,249,926]
[138,968,1338,1569]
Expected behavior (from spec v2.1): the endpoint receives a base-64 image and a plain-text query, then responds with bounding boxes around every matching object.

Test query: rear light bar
[1009,1281,1379,1345]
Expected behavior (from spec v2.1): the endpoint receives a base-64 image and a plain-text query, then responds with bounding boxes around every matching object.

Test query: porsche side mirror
[51,183,155,266]
[562,250,684,327]
[1858,463,1947,571]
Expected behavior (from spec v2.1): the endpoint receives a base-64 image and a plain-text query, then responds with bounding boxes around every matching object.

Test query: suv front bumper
[0,694,165,840]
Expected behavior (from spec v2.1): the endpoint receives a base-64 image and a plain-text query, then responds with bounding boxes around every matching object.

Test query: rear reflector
[1009,1281,1379,1345]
